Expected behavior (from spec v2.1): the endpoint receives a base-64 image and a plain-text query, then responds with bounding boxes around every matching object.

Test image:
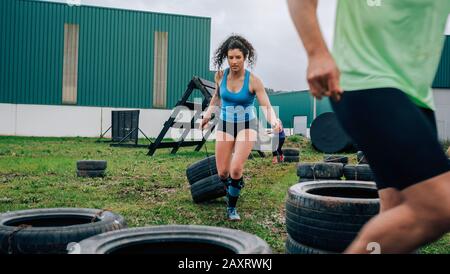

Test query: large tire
[190,175,227,203]
[323,155,348,165]
[186,156,218,185]
[310,112,355,153]
[298,178,315,183]
[69,225,272,254]
[356,151,369,164]
[286,181,379,252]
[77,160,107,170]
[285,234,332,254]
[0,208,127,254]
[284,156,299,163]
[297,162,344,179]
[282,148,300,157]
[344,165,375,181]
[77,169,105,178]
[298,178,341,183]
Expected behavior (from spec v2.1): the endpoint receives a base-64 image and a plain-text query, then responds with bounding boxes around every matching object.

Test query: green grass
[0,135,448,254]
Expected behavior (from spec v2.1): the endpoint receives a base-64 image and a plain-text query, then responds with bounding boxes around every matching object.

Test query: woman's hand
[272,119,282,133]
[200,114,212,130]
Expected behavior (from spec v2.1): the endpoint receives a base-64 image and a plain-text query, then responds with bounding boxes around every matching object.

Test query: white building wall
[15,104,102,137]
[0,104,16,135]
[433,89,450,141]
[0,103,215,140]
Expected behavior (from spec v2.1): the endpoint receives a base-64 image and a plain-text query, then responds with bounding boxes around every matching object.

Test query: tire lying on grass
[297,162,344,179]
[298,178,341,183]
[186,156,218,185]
[190,174,227,203]
[298,178,315,183]
[286,181,379,252]
[343,164,375,181]
[76,169,106,178]
[77,160,107,178]
[284,156,300,163]
[282,148,300,157]
[68,225,272,254]
[77,160,107,170]
[0,208,127,254]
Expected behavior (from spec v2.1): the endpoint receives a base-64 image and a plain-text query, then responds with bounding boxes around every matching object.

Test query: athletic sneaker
[227,207,241,221]
[279,155,285,162]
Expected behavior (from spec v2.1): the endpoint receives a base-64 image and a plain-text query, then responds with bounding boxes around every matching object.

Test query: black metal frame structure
[147,76,217,156]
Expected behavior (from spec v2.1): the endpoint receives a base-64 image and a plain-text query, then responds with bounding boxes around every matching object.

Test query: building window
[62,23,79,105]
[153,31,168,108]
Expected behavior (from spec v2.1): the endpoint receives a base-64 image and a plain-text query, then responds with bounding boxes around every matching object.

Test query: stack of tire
[285,180,380,254]
[0,208,127,254]
[186,156,227,203]
[344,151,375,181]
[76,160,107,178]
[297,162,344,183]
[281,148,300,163]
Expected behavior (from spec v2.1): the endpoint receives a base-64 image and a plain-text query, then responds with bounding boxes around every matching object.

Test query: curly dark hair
[213,34,257,70]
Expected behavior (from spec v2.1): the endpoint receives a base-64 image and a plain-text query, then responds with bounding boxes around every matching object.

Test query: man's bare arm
[287,0,328,58]
[287,0,343,101]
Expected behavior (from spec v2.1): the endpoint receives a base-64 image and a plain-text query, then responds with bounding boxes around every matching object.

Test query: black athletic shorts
[217,118,258,139]
[330,87,450,190]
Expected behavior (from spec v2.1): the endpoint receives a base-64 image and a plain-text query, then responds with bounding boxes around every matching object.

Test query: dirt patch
[0,173,27,184]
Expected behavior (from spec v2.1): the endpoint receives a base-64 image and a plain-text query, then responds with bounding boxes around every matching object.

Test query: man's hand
[307,52,343,102]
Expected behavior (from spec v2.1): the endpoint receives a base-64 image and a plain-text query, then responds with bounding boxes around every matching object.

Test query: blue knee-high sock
[227,177,244,208]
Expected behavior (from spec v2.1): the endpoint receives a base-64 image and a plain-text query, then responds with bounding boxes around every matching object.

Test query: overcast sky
[45,0,450,91]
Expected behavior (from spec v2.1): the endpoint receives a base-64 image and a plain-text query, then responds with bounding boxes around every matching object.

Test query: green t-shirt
[333,0,450,110]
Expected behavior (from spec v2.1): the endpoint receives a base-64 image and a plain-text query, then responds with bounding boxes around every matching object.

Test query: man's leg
[378,188,404,213]
[345,171,450,253]
[329,88,450,253]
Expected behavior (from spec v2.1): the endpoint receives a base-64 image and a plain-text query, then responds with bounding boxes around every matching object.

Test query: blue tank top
[219,68,257,122]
